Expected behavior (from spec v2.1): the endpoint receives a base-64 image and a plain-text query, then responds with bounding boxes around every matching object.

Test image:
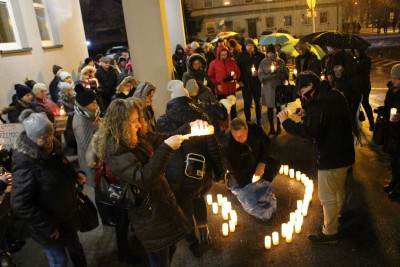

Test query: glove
[197,224,210,245]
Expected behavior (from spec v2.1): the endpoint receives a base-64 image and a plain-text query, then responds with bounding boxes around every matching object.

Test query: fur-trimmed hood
[14,132,62,161]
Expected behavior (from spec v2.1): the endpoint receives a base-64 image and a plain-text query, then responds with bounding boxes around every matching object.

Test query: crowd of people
[0,37,399,267]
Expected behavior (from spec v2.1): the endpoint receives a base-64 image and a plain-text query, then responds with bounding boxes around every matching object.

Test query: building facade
[185,0,342,39]
[0,0,88,109]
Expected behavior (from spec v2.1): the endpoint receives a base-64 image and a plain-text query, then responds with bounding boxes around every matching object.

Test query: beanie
[185,79,199,97]
[391,64,400,80]
[75,84,96,106]
[52,65,62,75]
[190,41,200,51]
[32,83,48,95]
[19,109,53,141]
[266,44,276,54]
[58,71,71,81]
[15,84,32,99]
[167,80,189,100]
[245,38,255,47]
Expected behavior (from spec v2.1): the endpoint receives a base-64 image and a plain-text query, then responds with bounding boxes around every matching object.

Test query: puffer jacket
[6,95,46,123]
[156,96,225,224]
[11,133,80,245]
[105,138,188,252]
[208,45,241,96]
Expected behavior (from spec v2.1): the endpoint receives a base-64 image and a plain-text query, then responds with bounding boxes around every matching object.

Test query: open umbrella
[211,31,239,43]
[299,31,326,44]
[259,33,296,46]
[303,31,371,50]
[280,39,326,60]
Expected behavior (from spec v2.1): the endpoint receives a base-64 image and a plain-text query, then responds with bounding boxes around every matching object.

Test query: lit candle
[390,108,398,122]
[281,223,287,238]
[283,165,289,176]
[300,174,307,183]
[290,212,296,224]
[296,171,301,181]
[270,63,276,73]
[301,202,309,216]
[222,223,229,237]
[321,74,326,80]
[272,232,279,246]
[289,169,295,179]
[206,194,213,205]
[230,210,237,225]
[286,230,293,243]
[279,165,284,175]
[222,206,229,220]
[217,194,223,206]
[222,197,228,205]
[252,175,261,183]
[293,68,298,76]
[295,221,302,234]
[297,200,303,211]
[251,64,256,75]
[229,220,236,232]
[286,222,294,235]
[59,105,66,116]
[212,203,219,214]
[264,236,272,250]
[230,71,235,77]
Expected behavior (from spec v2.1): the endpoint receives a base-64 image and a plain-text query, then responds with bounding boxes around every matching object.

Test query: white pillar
[166,0,187,53]
[122,0,186,117]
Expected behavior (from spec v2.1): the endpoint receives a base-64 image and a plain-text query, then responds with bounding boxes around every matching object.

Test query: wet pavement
[10,53,400,266]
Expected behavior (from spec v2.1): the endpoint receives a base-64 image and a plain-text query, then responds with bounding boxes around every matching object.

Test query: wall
[0,0,88,109]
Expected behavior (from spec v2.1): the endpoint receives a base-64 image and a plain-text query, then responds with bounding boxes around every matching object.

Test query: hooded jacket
[295,50,321,76]
[172,44,187,79]
[235,48,264,92]
[11,133,80,245]
[133,82,156,131]
[208,45,241,96]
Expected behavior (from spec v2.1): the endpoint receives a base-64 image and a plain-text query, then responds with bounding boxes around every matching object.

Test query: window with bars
[32,0,54,46]
[0,0,21,50]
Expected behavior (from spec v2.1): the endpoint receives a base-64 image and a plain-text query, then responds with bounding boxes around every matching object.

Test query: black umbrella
[305,31,371,50]
[299,31,326,44]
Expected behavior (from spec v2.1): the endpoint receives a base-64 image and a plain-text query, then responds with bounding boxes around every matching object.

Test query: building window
[320,11,328,24]
[301,14,311,25]
[33,0,54,46]
[0,0,21,50]
[206,22,216,36]
[225,20,233,31]
[204,0,212,8]
[266,17,274,28]
[284,16,292,27]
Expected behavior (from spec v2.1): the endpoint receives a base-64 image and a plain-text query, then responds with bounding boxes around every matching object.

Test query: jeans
[242,85,261,124]
[42,227,87,267]
[147,245,176,267]
[318,166,352,235]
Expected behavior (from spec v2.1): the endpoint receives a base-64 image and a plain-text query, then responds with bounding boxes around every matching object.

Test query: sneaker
[308,233,339,244]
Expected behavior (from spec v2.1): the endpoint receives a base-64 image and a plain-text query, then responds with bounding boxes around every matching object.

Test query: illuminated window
[33,0,54,46]
[0,0,21,50]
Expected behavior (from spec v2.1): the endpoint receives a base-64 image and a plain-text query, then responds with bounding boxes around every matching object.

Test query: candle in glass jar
[222,206,229,220]
[390,108,398,122]
[206,194,213,205]
[301,202,309,216]
[217,194,223,206]
[212,203,219,214]
[222,197,228,206]
[230,210,237,225]
[264,236,272,249]
[272,232,279,245]
[222,223,229,237]
[229,220,236,232]
[290,212,296,224]
[289,169,295,179]
[283,165,289,175]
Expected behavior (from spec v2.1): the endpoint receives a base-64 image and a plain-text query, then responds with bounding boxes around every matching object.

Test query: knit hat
[219,95,237,114]
[266,44,276,54]
[75,84,96,106]
[185,79,199,97]
[245,38,255,47]
[19,109,53,140]
[24,79,36,89]
[58,71,71,81]
[190,41,200,51]
[167,80,189,99]
[52,65,62,75]
[15,84,32,99]
[32,83,48,95]
[58,81,74,93]
[391,64,400,80]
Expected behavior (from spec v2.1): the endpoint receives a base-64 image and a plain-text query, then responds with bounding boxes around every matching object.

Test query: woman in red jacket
[208,45,240,119]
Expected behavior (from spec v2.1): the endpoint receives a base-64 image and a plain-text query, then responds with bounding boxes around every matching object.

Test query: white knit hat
[190,41,200,50]
[219,95,237,114]
[167,80,189,100]
[57,71,71,81]
[32,82,48,95]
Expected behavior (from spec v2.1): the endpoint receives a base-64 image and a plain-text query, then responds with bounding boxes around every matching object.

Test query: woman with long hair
[94,98,188,267]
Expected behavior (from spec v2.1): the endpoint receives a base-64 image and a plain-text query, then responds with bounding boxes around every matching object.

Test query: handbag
[76,189,99,232]
[185,153,206,180]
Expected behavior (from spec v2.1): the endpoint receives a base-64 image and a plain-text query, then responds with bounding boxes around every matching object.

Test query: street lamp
[307,0,317,33]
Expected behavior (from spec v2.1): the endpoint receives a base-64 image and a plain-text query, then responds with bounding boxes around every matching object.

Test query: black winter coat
[105,138,188,252]
[222,123,271,188]
[384,82,400,157]
[282,82,355,170]
[155,96,225,224]
[295,50,321,76]
[172,44,187,80]
[49,76,60,103]
[355,55,372,94]
[95,67,118,101]
[11,133,80,245]
[236,50,264,94]
[7,95,44,123]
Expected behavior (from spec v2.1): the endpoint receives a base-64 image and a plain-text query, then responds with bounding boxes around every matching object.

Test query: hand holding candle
[187,120,214,137]
[270,63,276,73]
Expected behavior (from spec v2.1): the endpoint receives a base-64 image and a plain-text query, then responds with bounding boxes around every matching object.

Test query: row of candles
[293,68,326,81]
[264,165,314,249]
[206,194,238,237]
